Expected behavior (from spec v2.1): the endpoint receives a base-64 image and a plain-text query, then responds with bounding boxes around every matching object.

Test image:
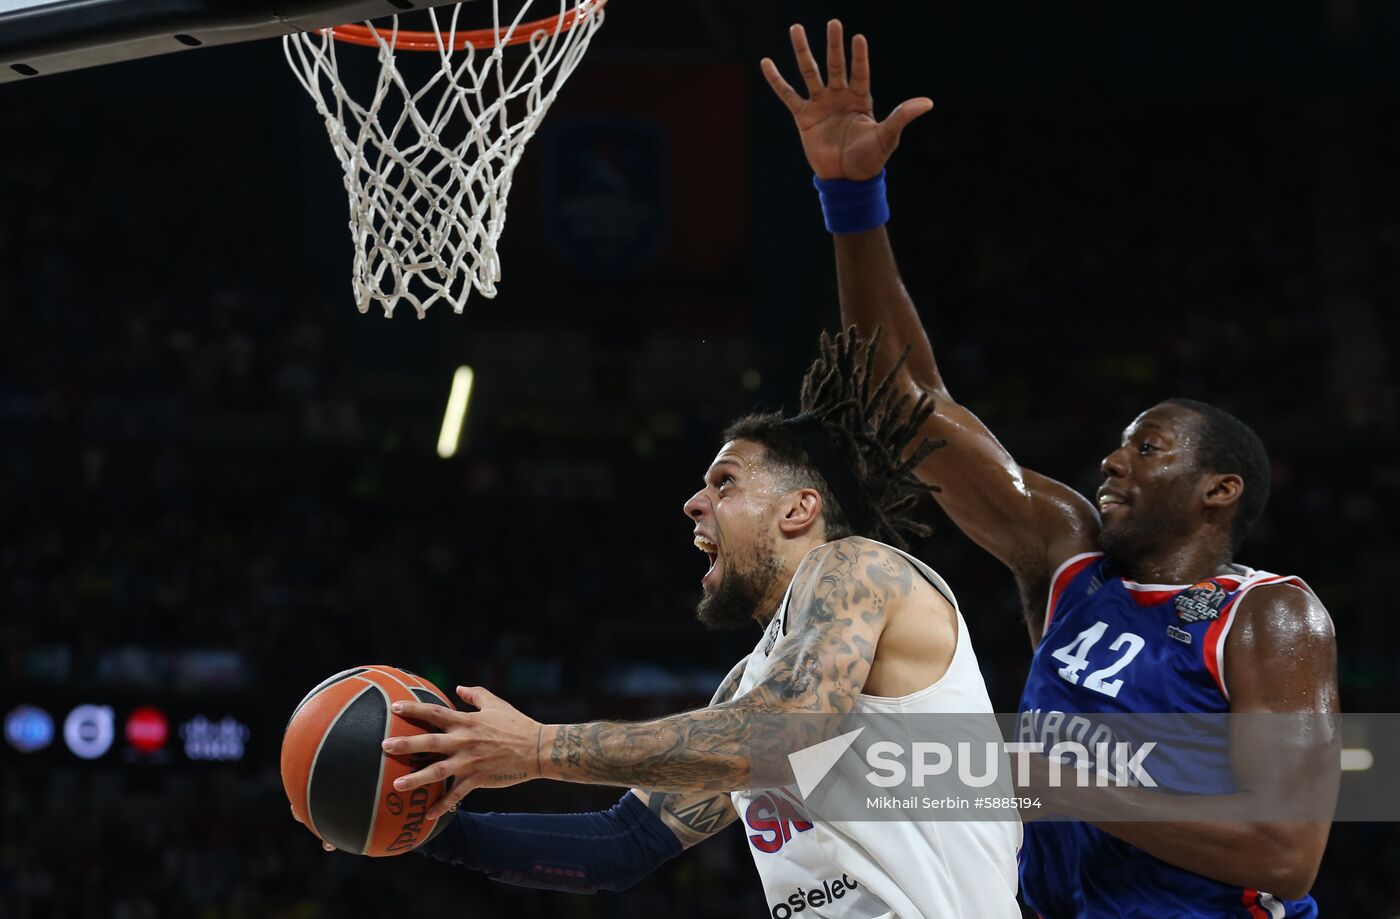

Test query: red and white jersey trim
[1042,552,1104,636]
[1119,568,1254,607]
[1243,887,1287,919]
[1203,571,1315,701]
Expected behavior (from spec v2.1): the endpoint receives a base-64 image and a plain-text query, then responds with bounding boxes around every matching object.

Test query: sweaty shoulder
[1225,581,1338,714]
[1012,469,1100,644]
[1025,469,1101,565]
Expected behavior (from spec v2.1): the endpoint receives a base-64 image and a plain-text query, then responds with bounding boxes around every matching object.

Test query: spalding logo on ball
[282,665,455,856]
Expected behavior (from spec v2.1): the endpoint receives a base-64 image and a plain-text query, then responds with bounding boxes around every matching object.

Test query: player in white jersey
[376,328,1021,917]
[729,541,1019,919]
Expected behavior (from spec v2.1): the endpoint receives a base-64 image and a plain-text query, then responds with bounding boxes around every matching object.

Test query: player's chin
[1097,517,1123,546]
[1097,516,1146,560]
[1098,501,1132,530]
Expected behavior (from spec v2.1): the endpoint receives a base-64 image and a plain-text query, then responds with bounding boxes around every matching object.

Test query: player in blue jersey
[763,20,1340,918]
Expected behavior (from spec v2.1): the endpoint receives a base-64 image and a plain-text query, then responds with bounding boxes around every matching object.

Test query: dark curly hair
[1162,397,1271,553]
[721,326,946,551]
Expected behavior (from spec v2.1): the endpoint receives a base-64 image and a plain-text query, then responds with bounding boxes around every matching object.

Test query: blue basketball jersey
[1017,552,1318,919]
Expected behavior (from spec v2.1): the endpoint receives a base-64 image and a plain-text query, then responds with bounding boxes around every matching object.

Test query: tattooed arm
[407,659,748,892]
[385,538,912,811]
[631,789,737,849]
[631,658,747,847]
[542,537,907,793]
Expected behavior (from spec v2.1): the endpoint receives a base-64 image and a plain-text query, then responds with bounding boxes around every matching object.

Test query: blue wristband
[813,170,890,235]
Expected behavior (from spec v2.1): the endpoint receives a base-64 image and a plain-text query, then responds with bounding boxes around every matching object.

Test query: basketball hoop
[284,1,606,318]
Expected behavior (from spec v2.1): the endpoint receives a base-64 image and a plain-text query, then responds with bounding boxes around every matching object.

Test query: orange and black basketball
[281,665,455,856]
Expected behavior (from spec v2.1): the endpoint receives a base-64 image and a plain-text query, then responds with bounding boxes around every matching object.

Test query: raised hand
[761,20,933,181]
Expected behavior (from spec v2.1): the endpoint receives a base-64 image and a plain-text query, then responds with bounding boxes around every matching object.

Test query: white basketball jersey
[728,542,1021,919]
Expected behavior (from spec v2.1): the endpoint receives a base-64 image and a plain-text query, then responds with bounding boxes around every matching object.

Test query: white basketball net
[284,1,605,318]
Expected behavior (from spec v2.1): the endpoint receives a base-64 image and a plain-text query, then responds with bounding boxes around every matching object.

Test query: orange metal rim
[325,0,604,51]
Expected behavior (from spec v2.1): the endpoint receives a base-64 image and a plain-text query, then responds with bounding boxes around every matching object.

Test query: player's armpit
[912,400,1097,563]
[907,395,1099,642]
[632,789,737,849]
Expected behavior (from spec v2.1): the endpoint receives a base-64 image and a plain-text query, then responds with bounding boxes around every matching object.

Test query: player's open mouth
[694,534,720,585]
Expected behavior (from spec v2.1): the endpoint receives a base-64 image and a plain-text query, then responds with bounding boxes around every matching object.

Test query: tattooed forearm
[641,790,737,848]
[544,538,918,792]
[488,771,529,782]
[663,793,736,846]
[646,791,674,816]
[549,707,759,790]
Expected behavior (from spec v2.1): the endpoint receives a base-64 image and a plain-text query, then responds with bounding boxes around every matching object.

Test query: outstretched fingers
[788,23,825,95]
[760,57,804,113]
[825,19,847,90]
[849,33,871,95]
[876,98,936,153]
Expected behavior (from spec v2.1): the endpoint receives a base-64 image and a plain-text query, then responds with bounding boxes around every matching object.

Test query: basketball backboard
[0,0,445,83]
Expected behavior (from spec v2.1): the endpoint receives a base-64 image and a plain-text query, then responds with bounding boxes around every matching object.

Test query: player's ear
[1202,473,1243,509]
[778,487,824,536]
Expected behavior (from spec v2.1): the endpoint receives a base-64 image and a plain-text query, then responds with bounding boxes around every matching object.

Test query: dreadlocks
[722,325,946,551]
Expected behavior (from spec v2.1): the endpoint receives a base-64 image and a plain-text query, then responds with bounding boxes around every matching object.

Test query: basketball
[281,665,456,857]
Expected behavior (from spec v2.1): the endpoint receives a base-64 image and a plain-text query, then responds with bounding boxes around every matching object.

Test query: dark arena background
[4,1,1400,916]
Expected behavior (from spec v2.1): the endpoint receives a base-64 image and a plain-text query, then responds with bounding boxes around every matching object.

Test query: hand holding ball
[281,665,456,856]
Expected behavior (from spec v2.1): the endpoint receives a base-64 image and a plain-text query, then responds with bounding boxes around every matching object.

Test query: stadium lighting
[1340,748,1374,772]
[437,365,475,459]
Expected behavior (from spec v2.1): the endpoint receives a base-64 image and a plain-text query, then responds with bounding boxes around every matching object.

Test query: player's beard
[1098,480,1199,570]
[1098,515,1159,570]
[695,540,783,631]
